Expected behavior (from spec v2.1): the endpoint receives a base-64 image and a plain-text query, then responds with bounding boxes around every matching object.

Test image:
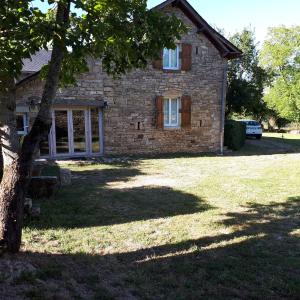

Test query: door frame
[42,106,104,158]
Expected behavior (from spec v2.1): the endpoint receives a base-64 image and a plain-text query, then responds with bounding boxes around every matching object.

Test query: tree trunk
[0,0,70,253]
[0,144,3,182]
[21,0,69,171]
[0,76,24,252]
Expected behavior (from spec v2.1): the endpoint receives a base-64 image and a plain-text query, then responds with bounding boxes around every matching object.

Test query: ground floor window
[40,107,103,158]
[164,98,181,128]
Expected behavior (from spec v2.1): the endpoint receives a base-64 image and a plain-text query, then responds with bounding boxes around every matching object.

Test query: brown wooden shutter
[152,50,163,70]
[181,95,192,129]
[181,44,192,71]
[155,96,164,129]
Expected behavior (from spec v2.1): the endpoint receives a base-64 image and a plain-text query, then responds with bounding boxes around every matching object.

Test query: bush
[224,120,246,150]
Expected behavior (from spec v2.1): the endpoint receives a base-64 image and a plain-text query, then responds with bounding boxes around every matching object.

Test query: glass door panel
[40,135,50,156]
[55,110,69,154]
[43,108,101,157]
[91,108,100,153]
[73,110,86,153]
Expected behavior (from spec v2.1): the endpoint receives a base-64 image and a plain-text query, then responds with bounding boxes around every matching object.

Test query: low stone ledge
[31,159,48,177]
[28,176,59,199]
[59,168,72,186]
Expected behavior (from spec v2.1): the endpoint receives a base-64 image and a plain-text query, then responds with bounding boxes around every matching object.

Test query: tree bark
[0,76,24,252]
[0,144,3,182]
[0,0,70,253]
[21,0,70,172]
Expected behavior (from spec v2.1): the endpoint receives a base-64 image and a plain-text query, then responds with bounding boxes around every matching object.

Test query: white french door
[51,109,88,157]
[40,107,103,158]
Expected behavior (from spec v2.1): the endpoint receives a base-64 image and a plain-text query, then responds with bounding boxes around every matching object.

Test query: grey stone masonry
[101,6,227,155]
[15,4,228,156]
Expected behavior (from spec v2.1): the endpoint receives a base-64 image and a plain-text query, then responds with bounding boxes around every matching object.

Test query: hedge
[224,120,246,150]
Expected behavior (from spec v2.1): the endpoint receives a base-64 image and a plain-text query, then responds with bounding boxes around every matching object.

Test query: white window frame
[163,45,180,70]
[164,98,181,128]
[51,108,89,157]
[16,113,28,135]
[41,107,104,158]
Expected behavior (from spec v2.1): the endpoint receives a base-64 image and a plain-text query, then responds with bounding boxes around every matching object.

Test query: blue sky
[33,0,300,44]
[149,0,300,44]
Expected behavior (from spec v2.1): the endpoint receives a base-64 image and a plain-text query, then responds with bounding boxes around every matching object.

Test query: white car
[241,120,263,139]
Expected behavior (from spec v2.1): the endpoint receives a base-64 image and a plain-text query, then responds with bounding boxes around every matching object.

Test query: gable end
[153,0,242,59]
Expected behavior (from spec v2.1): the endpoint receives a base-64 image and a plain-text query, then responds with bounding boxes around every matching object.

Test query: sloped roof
[154,0,242,59]
[22,49,52,73]
[18,0,241,86]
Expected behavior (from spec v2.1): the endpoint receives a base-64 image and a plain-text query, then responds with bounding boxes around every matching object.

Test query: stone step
[28,176,59,199]
[31,159,48,177]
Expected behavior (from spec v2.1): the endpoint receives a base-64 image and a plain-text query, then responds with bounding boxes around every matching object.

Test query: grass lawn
[263,132,300,148]
[1,139,300,299]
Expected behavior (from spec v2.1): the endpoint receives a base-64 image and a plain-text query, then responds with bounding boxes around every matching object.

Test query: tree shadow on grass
[100,197,299,299]
[25,164,212,229]
[2,197,299,299]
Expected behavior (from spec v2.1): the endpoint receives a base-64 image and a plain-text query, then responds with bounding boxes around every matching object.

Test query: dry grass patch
[0,139,300,299]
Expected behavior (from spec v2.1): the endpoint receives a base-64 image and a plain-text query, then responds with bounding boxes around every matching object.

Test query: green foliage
[1,0,186,86]
[71,0,186,79]
[226,29,269,121]
[0,1,49,83]
[224,120,246,150]
[260,26,300,123]
[39,0,186,85]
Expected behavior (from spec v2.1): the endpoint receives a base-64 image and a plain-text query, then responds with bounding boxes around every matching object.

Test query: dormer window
[163,45,180,70]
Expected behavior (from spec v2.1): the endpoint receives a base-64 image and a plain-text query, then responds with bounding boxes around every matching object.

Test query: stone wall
[16,57,103,105]
[101,6,227,155]
[15,4,227,156]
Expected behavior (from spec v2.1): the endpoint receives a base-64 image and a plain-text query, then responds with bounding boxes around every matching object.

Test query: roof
[153,0,242,59]
[17,71,40,86]
[18,0,241,86]
[22,49,52,73]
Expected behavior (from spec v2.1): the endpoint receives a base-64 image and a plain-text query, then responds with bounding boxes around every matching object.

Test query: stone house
[15,0,242,158]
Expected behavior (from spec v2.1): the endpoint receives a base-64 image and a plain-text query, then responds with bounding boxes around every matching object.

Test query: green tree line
[226,26,300,129]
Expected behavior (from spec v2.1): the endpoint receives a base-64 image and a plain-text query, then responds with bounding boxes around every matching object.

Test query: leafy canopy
[226,28,269,120]
[1,0,186,86]
[260,26,300,123]
[0,1,48,82]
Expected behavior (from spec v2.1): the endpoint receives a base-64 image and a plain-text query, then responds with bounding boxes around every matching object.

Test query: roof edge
[16,71,40,87]
[152,0,242,59]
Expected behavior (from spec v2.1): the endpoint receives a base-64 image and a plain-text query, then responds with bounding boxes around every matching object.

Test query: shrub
[224,120,246,150]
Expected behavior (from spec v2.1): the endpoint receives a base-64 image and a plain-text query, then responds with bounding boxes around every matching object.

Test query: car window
[247,121,260,126]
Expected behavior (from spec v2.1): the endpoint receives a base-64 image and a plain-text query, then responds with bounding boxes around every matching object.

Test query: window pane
[163,48,169,68]
[73,110,86,153]
[55,111,69,154]
[170,48,178,68]
[91,108,100,153]
[16,115,24,132]
[171,99,178,125]
[164,99,169,125]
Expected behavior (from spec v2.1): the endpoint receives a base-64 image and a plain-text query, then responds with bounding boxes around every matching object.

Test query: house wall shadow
[25,165,212,229]
[3,198,299,299]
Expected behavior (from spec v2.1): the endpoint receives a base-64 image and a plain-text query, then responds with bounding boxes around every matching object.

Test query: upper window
[164,98,180,128]
[163,45,180,70]
[16,113,28,135]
